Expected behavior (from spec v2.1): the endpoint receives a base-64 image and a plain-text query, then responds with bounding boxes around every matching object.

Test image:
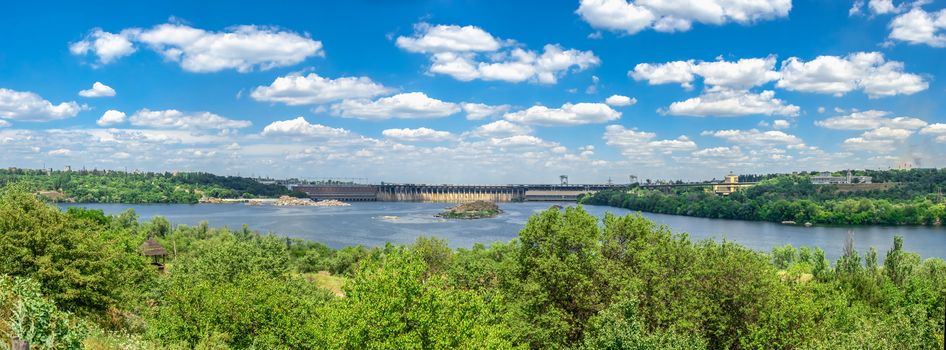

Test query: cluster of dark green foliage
[0,168,300,203]
[436,201,504,219]
[582,169,946,225]
[437,209,502,219]
[437,208,503,219]
[0,185,943,349]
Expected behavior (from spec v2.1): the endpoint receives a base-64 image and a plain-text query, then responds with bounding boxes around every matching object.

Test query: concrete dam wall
[377,185,524,202]
[293,183,624,203]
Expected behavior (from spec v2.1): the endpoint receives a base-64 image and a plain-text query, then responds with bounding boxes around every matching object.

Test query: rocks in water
[311,199,352,207]
[209,196,352,206]
[436,200,502,219]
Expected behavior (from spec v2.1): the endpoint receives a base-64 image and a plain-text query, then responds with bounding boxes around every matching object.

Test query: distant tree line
[582,169,946,226]
[0,169,301,203]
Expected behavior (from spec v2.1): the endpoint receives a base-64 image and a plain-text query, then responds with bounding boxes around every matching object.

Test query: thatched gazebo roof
[140,238,168,257]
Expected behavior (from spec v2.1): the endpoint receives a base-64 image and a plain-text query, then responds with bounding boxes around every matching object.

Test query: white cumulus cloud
[576,0,792,35]
[395,23,503,53]
[397,23,599,84]
[842,125,914,153]
[605,94,637,106]
[129,109,251,130]
[666,90,799,117]
[461,103,512,120]
[776,52,927,98]
[701,129,804,145]
[919,123,946,143]
[331,92,460,120]
[0,88,83,122]
[850,0,903,16]
[69,29,137,65]
[96,110,127,126]
[469,120,533,137]
[382,128,454,142]
[504,102,621,126]
[71,23,323,72]
[630,56,780,90]
[604,125,697,158]
[261,117,350,138]
[78,82,117,98]
[815,110,927,130]
[862,126,913,140]
[888,7,946,47]
[250,73,392,105]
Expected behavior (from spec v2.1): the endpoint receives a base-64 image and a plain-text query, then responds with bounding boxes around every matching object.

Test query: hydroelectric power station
[291,182,624,203]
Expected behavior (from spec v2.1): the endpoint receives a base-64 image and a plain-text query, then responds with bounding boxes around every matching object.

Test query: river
[59,202,946,262]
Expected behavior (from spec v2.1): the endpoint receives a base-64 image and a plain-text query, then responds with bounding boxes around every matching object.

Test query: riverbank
[56,202,946,262]
[579,176,946,227]
[2,168,298,203]
[200,195,350,206]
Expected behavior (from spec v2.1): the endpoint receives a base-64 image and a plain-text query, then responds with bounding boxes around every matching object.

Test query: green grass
[303,271,347,297]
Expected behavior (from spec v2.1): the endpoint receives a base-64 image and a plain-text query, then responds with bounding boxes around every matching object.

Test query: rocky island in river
[436,200,502,219]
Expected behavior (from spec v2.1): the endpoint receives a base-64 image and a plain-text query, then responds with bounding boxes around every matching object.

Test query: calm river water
[59,202,946,261]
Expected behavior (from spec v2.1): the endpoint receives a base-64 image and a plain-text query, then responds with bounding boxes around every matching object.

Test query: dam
[291,183,625,203]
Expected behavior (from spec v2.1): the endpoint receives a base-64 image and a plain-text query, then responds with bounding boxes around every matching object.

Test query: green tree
[321,249,518,349]
[884,235,913,286]
[0,186,149,315]
[506,206,610,348]
[411,236,453,277]
[0,276,88,350]
[580,298,706,350]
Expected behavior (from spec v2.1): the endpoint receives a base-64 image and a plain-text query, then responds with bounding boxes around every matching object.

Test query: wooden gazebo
[139,238,168,270]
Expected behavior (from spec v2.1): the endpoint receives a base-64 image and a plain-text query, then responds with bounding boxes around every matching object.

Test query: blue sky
[1,0,944,183]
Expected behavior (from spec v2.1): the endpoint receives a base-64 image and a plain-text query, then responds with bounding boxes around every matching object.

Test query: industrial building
[712,173,756,195]
[811,171,872,185]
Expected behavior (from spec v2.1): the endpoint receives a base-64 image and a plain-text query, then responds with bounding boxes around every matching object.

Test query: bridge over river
[291,183,627,202]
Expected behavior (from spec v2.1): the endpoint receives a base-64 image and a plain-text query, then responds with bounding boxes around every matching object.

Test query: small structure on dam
[292,182,623,203]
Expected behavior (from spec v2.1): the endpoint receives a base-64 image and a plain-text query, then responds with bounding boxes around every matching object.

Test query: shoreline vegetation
[0,168,303,204]
[200,195,351,207]
[0,185,943,349]
[581,168,946,227]
[4,167,945,227]
[435,200,503,219]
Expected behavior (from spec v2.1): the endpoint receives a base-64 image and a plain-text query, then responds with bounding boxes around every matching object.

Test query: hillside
[581,169,946,226]
[0,168,300,203]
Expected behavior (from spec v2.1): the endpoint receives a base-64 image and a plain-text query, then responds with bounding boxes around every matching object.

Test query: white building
[811,171,872,185]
